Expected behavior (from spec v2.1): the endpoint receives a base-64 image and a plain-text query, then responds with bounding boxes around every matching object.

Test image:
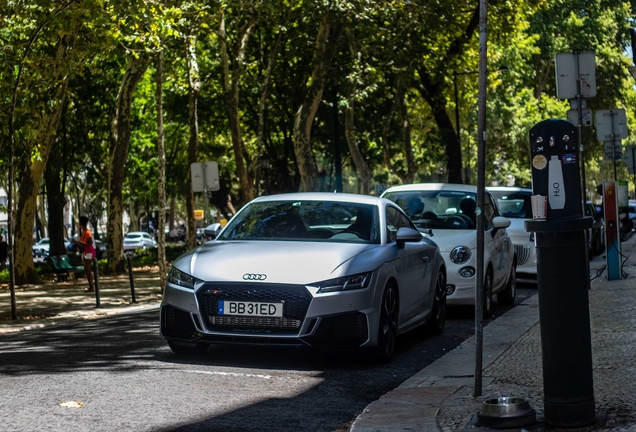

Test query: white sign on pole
[567,109,593,127]
[624,145,636,174]
[555,52,597,99]
[190,161,220,193]
[595,109,628,141]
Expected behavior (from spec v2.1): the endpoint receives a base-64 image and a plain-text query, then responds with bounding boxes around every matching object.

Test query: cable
[590,264,606,282]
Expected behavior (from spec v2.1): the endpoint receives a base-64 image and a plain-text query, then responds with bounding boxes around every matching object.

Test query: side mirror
[396,227,423,249]
[493,216,511,229]
[204,223,222,240]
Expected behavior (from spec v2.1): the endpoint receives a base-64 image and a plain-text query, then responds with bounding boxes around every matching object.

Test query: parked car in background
[67,237,107,259]
[161,192,447,361]
[487,186,536,283]
[124,231,157,254]
[33,237,71,257]
[382,183,516,317]
[586,201,605,255]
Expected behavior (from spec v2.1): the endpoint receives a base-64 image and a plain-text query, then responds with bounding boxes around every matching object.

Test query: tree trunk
[293,13,342,192]
[14,33,76,285]
[417,70,463,184]
[219,12,255,204]
[344,85,372,195]
[185,31,201,250]
[156,48,167,292]
[45,143,68,257]
[106,55,149,275]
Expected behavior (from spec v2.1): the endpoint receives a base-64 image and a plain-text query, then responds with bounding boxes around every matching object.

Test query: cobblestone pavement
[437,236,636,431]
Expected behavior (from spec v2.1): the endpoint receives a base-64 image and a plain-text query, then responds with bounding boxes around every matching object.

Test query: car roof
[250,192,389,206]
[487,186,532,193]
[382,183,478,194]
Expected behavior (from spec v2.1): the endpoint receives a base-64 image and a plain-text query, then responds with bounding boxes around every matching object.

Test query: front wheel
[373,282,399,362]
[497,264,517,305]
[426,270,446,335]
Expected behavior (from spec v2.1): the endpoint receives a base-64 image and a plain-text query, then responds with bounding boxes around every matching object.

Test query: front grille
[515,244,533,266]
[306,312,368,347]
[197,283,312,335]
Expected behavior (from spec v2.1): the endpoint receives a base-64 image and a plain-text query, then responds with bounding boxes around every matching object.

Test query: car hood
[424,229,476,252]
[173,241,381,285]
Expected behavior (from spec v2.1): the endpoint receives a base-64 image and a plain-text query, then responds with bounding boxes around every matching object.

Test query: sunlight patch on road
[179,369,273,380]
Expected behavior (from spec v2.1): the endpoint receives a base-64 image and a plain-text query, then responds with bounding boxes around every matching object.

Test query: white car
[487,186,536,282]
[160,193,447,361]
[382,183,516,317]
[123,231,157,253]
[32,237,72,257]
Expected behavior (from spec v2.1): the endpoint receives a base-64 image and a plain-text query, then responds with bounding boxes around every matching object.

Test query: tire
[497,264,517,306]
[168,340,209,355]
[374,282,399,362]
[427,270,446,335]
[483,269,493,319]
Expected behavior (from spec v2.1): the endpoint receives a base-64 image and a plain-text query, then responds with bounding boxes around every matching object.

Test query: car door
[486,194,511,290]
[386,205,433,323]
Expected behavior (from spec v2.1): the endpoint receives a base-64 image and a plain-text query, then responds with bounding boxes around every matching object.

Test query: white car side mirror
[493,216,511,229]
[204,223,223,239]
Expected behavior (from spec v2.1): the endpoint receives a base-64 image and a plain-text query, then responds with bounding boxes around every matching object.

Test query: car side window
[386,206,415,242]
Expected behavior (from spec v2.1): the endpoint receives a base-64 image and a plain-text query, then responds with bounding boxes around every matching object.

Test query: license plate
[218,300,284,317]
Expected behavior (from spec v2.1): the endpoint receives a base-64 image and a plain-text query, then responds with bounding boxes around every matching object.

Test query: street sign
[604,141,622,160]
[567,109,593,127]
[190,161,220,193]
[555,52,597,99]
[374,184,386,196]
[624,145,636,174]
[595,109,628,141]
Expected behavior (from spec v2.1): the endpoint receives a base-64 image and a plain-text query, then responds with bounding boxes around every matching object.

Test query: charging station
[525,119,595,427]
[602,181,622,280]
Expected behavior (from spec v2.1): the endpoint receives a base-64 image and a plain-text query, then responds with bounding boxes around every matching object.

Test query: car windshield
[217,200,381,244]
[489,191,532,218]
[382,190,477,230]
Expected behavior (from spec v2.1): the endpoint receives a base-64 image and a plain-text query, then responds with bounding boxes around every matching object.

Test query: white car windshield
[382,190,477,230]
[218,200,381,244]
[489,191,532,219]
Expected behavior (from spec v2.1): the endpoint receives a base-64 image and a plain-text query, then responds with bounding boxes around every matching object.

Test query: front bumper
[160,281,376,348]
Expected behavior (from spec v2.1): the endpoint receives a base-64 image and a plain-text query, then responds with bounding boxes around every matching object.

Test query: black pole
[93,258,100,308]
[127,255,137,303]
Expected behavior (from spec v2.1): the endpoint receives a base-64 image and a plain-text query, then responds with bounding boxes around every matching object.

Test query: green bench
[47,255,85,282]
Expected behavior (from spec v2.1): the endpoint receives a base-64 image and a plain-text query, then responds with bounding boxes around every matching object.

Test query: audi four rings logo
[243,273,267,281]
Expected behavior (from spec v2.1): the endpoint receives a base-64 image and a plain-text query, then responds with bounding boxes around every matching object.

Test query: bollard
[93,258,101,308]
[127,255,137,303]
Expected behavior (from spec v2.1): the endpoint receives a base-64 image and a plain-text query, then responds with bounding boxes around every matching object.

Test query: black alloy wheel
[497,264,517,305]
[374,282,399,362]
[427,270,447,334]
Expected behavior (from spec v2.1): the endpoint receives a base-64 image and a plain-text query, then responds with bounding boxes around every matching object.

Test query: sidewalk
[351,234,636,431]
[0,267,162,335]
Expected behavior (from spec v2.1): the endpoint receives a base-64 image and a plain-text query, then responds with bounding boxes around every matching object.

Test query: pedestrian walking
[0,234,8,272]
[74,216,96,292]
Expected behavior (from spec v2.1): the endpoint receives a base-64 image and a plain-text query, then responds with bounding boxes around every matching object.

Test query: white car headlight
[450,246,472,264]
[168,267,196,289]
[312,272,372,293]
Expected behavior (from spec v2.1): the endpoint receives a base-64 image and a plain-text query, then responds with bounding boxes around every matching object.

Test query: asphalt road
[0,286,535,432]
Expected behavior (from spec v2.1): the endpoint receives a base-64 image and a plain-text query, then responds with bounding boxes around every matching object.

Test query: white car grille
[515,244,533,266]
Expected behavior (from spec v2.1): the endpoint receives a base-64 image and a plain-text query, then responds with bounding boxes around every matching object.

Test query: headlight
[450,246,471,264]
[168,267,196,289]
[312,272,372,293]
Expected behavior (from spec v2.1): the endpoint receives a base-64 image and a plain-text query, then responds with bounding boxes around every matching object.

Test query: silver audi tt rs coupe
[160,192,447,361]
